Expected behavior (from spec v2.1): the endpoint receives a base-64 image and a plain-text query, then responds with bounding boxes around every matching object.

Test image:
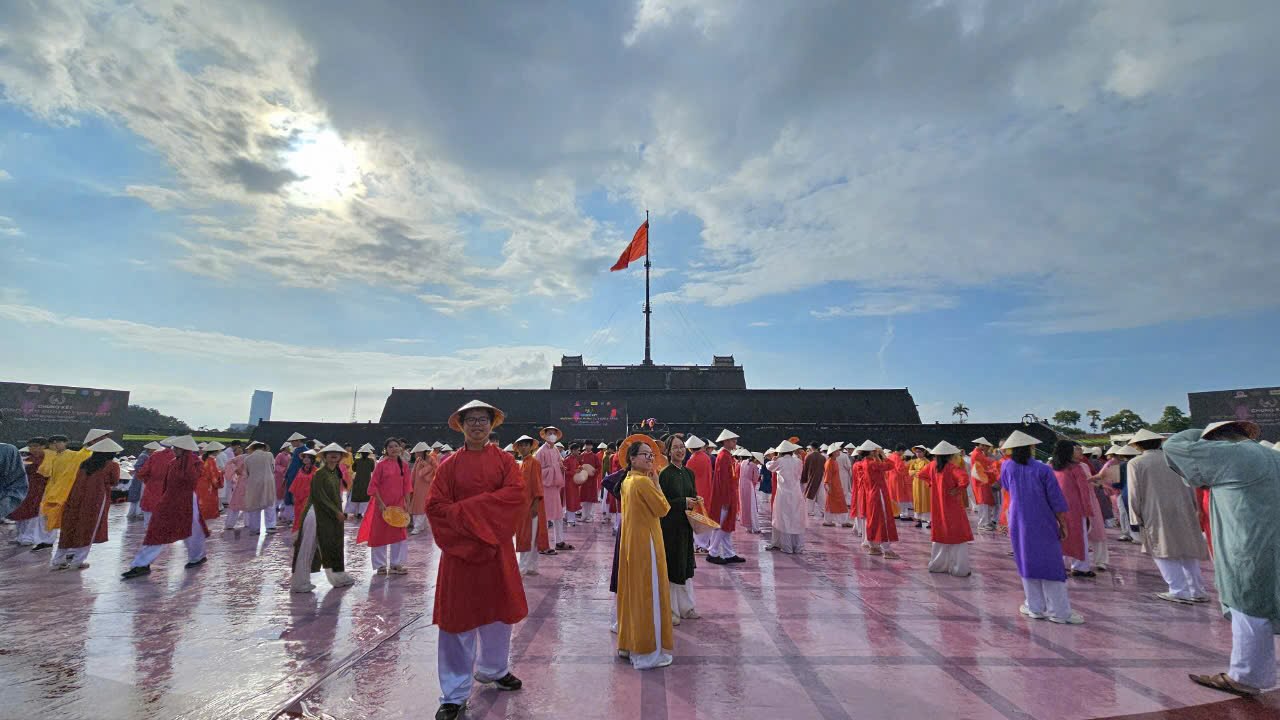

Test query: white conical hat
[1272,442,1280,453]
[143,441,164,451]
[357,443,375,454]
[684,435,706,449]
[597,442,608,449]
[1203,420,1261,440]
[514,435,535,444]
[203,441,226,452]
[971,437,992,446]
[170,435,200,452]
[1261,440,1275,449]
[929,441,962,456]
[554,442,564,448]
[431,441,443,449]
[503,444,514,452]
[83,428,112,444]
[449,399,506,432]
[410,441,430,454]
[1001,431,1041,449]
[1115,445,1140,456]
[439,444,454,452]
[161,437,177,446]
[279,441,291,450]
[1104,445,1122,456]
[856,440,881,452]
[287,432,307,441]
[752,452,765,463]
[732,447,750,458]
[302,448,317,456]
[715,429,739,442]
[1128,428,1165,444]
[88,438,124,453]
[826,442,844,455]
[775,440,802,453]
[319,442,346,454]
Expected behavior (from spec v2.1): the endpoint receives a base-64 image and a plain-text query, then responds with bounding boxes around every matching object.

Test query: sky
[1,1,1277,430]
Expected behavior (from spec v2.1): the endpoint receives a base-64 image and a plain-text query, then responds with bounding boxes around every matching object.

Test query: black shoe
[1118,536,1133,543]
[435,702,466,720]
[539,549,557,556]
[31,543,53,551]
[914,521,923,528]
[492,673,522,691]
[706,556,728,565]
[121,565,151,580]
[556,542,575,551]
[184,557,207,569]
[726,556,746,564]
[1070,570,1097,578]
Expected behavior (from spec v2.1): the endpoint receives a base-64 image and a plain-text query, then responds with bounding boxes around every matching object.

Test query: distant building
[248,390,273,426]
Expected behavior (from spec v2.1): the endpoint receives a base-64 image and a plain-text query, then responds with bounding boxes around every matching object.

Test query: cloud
[384,337,423,344]
[876,318,895,378]
[2,1,1278,333]
[812,292,958,319]
[0,301,564,426]
[0,216,23,237]
[0,169,11,181]
[748,321,771,327]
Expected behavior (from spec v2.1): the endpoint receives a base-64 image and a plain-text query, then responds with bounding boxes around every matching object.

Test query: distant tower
[248,390,273,426]
[349,387,358,422]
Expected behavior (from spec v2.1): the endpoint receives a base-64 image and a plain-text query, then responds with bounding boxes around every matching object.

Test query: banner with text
[554,398,627,441]
[0,382,130,424]
[1189,386,1280,440]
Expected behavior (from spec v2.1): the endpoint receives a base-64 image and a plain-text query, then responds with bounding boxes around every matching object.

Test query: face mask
[545,434,559,444]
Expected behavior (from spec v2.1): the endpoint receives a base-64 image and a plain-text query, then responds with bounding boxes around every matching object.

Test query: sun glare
[284,128,363,206]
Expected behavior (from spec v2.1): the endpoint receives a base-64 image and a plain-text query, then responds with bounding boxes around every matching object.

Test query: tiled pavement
[1,504,1276,719]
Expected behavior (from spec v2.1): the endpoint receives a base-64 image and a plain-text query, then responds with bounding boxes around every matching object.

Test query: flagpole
[643,209,653,366]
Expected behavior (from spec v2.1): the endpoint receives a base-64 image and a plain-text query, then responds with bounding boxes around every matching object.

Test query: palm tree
[1087,409,1102,432]
[952,403,970,424]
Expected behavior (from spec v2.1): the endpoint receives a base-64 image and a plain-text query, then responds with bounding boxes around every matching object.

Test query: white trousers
[1021,578,1072,620]
[771,529,804,554]
[371,540,408,569]
[1092,538,1110,568]
[131,496,206,567]
[630,541,672,670]
[976,505,996,527]
[53,545,91,568]
[343,500,369,515]
[518,514,540,575]
[224,509,242,529]
[292,507,354,591]
[1229,609,1277,689]
[1116,496,1132,539]
[127,501,143,518]
[708,508,737,559]
[438,622,513,705]
[854,517,866,537]
[411,514,427,534]
[245,505,278,533]
[1153,557,1207,599]
[143,510,152,528]
[928,543,971,577]
[1067,519,1093,571]
[14,516,56,545]
[550,518,565,546]
[670,579,696,618]
[581,502,598,523]
[756,491,772,532]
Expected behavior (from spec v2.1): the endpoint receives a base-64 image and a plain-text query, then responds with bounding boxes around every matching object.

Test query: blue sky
[2,1,1277,429]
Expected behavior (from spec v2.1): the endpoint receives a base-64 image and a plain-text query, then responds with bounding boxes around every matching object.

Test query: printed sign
[555,398,626,439]
[0,382,130,423]
[1188,387,1280,440]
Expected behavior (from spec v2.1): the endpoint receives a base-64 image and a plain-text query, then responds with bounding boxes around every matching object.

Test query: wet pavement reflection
[1,505,1276,719]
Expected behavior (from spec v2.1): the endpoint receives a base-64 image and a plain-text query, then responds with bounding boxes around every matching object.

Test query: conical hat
[1000,431,1041,449]
[503,444,514,452]
[826,442,844,455]
[203,441,226,452]
[1128,428,1165,444]
[752,452,765,463]
[1261,440,1275,449]
[279,441,291,450]
[319,442,346,454]
[439,444,454,452]
[143,441,164,451]
[775,440,802,453]
[448,399,506,432]
[684,435,706,449]
[83,428,112,444]
[1104,445,1122,456]
[431,441,443,449]
[88,438,123,453]
[170,435,200,452]
[357,443,375,454]
[1203,420,1261,440]
[302,448,317,456]
[410,441,430,454]
[539,425,563,440]
[971,437,993,447]
[929,441,962,456]
[287,432,307,441]
[715,429,739,442]
[597,442,608,449]
[732,447,750,458]
[856,440,881,452]
[1115,445,1140,456]
[515,435,535,444]
[617,433,668,472]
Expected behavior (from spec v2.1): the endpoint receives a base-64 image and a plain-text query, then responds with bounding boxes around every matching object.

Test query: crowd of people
[1,406,1277,719]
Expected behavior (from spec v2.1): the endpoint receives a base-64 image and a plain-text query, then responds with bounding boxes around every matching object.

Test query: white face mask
[545,434,559,444]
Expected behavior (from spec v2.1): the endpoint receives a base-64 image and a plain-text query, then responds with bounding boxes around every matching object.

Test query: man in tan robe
[1127,429,1210,604]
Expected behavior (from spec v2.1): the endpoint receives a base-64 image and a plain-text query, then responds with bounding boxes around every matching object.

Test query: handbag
[685,499,720,534]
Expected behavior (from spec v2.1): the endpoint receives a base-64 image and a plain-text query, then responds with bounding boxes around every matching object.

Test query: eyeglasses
[462,416,492,426]
[634,452,654,459]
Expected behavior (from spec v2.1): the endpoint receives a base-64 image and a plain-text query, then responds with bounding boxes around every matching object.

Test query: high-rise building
[248,390,273,427]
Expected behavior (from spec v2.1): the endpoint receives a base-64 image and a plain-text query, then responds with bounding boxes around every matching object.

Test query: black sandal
[1188,672,1260,697]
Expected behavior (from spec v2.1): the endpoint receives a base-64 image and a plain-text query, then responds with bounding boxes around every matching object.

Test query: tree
[123,404,191,434]
[1101,409,1147,434]
[952,403,970,424]
[1087,409,1102,432]
[1052,410,1082,428]
[1151,405,1192,434]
